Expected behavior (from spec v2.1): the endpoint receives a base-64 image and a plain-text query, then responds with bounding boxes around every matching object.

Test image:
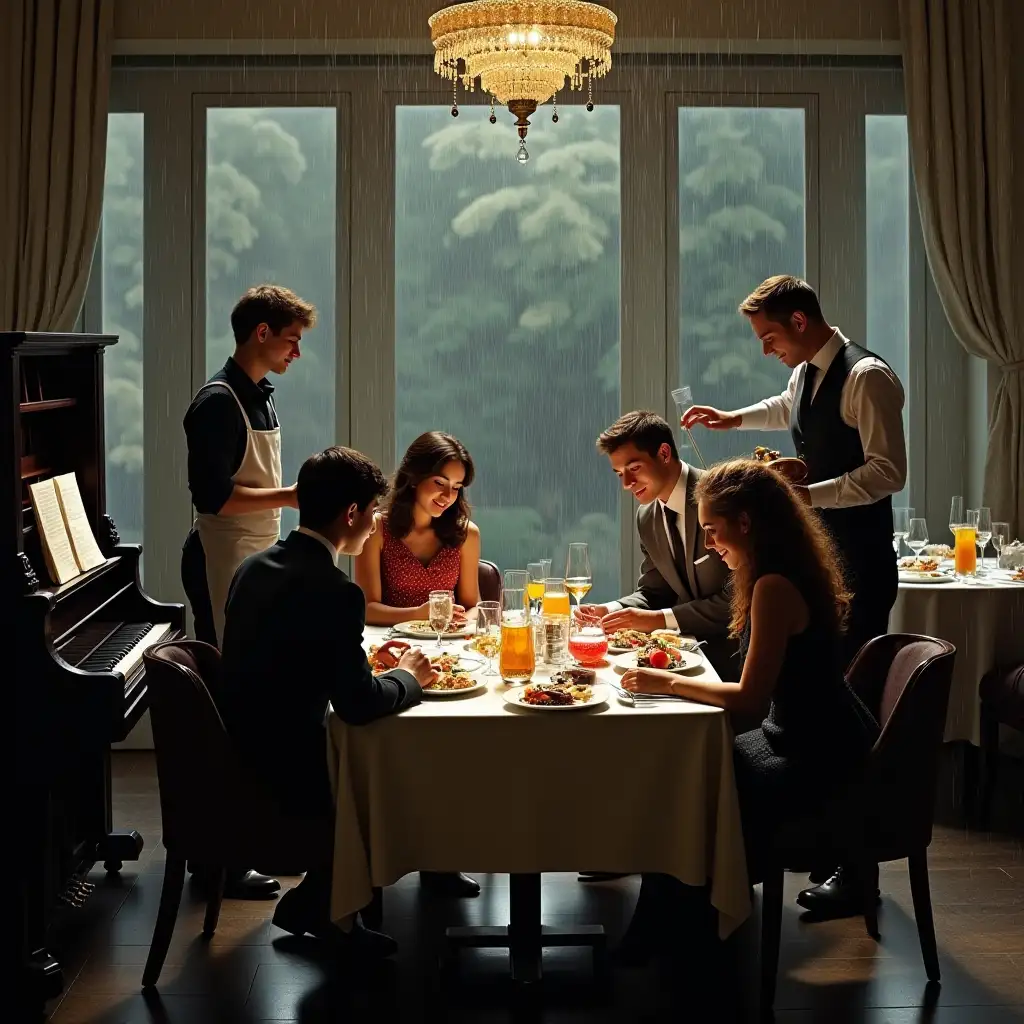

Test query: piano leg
[96,829,144,873]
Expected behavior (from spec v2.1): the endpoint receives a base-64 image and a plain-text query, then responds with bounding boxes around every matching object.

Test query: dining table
[326,624,751,981]
[890,565,1024,744]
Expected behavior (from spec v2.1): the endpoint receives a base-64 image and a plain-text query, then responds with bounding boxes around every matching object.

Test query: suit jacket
[219,530,421,815]
[618,467,736,671]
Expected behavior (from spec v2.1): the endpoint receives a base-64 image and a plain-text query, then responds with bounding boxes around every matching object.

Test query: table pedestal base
[444,873,607,983]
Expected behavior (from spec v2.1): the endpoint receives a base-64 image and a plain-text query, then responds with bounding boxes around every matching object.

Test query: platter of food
[612,639,704,675]
[607,628,695,655]
[392,619,472,640]
[1009,567,1024,583]
[752,446,808,484]
[503,672,607,711]
[898,557,954,584]
[367,646,486,694]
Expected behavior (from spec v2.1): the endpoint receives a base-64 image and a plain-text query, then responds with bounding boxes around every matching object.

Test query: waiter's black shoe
[189,863,280,900]
[796,866,880,919]
[419,871,480,898]
[579,872,630,883]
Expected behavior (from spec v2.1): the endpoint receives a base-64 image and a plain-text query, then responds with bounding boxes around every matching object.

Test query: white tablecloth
[328,627,751,939]
[890,569,1024,744]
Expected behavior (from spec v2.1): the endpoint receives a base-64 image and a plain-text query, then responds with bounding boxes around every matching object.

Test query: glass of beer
[541,578,571,617]
[500,571,535,683]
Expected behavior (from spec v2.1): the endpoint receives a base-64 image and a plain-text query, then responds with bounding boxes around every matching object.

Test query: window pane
[395,106,621,601]
[678,107,805,463]
[102,112,145,545]
[866,114,910,505]
[205,107,336,534]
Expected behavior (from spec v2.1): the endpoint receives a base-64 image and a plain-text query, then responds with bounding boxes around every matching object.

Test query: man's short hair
[738,275,824,325]
[297,446,387,532]
[231,284,318,345]
[597,410,679,461]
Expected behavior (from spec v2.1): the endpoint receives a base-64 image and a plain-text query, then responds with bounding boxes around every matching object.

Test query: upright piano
[6,333,185,1009]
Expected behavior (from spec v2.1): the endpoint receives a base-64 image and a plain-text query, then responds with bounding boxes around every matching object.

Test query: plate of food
[922,544,954,560]
[465,633,500,658]
[422,651,486,696]
[392,619,472,640]
[612,642,704,674]
[607,628,695,655]
[898,557,954,584]
[752,446,808,484]
[503,676,607,711]
[1009,567,1024,584]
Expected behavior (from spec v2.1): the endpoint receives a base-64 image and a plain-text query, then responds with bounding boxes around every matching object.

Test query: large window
[102,112,145,544]
[678,106,806,465]
[395,105,621,600]
[204,107,337,533]
[865,114,911,504]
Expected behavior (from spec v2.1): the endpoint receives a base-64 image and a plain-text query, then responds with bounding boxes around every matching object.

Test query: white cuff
[661,608,677,630]
[603,601,623,613]
[808,479,840,509]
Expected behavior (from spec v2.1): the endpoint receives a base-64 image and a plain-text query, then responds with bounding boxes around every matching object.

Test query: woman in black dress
[619,458,878,959]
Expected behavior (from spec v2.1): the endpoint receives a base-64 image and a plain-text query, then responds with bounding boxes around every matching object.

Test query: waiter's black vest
[790,340,895,589]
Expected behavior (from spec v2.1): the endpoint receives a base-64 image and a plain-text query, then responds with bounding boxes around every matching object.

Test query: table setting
[327,550,751,980]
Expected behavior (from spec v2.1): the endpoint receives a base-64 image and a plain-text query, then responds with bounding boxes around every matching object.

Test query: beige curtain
[899,0,1024,538]
[0,0,113,332]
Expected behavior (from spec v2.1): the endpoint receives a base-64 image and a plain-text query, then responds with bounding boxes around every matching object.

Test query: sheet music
[28,479,81,585]
[53,473,107,572]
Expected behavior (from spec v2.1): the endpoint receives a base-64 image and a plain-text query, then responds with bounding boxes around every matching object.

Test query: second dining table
[327,624,751,981]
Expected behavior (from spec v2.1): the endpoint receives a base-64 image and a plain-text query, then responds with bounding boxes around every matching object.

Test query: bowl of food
[753,446,808,485]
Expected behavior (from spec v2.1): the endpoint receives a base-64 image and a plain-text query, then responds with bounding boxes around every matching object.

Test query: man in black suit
[219,445,433,957]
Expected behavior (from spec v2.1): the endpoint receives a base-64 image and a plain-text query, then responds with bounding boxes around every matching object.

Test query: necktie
[663,507,692,598]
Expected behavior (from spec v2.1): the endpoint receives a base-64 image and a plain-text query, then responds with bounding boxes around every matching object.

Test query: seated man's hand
[600,607,666,633]
[373,639,410,670]
[398,648,438,688]
[576,604,609,624]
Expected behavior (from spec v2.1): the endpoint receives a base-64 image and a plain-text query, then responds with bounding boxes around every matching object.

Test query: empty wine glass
[906,518,929,558]
[949,496,966,538]
[893,507,914,556]
[992,522,1010,569]
[475,600,501,677]
[975,507,993,575]
[428,590,454,648]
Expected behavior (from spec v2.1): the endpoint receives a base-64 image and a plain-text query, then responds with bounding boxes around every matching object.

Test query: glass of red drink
[568,625,609,667]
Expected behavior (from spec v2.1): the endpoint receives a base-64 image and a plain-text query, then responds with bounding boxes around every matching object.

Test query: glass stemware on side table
[474,600,501,677]
[428,589,454,647]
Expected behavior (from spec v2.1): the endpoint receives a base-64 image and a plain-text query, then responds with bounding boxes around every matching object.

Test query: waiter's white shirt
[731,329,907,509]
[605,463,689,630]
[297,526,339,566]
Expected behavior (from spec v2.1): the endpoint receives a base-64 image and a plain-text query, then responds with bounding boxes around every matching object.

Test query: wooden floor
[41,751,1023,1023]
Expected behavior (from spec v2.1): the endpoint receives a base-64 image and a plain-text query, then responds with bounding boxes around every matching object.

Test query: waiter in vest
[682,274,907,920]
[181,283,316,901]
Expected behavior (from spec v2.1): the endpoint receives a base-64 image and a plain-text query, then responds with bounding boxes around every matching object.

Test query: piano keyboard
[58,621,175,686]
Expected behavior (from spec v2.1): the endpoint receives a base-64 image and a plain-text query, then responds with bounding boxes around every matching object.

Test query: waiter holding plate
[682,275,907,920]
[181,284,316,901]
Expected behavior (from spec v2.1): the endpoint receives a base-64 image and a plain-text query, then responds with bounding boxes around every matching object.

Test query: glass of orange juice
[954,524,977,577]
[500,571,535,683]
[541,578,571,617]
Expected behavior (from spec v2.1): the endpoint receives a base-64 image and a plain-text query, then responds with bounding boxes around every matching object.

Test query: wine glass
[565,542,592,621]
[527,562,547,614]
[992,522,1010,569]
[428,590,454,648]
[475,600,501,677]
[975,507,993,575]
[949,496,966,538]
[906,518,929,558]
[892,507,914,556]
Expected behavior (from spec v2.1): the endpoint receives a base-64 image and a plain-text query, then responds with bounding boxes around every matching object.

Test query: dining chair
[759,634,956,1011]
[977,663,1024,827]
[140,641,328,988]
[478,559,501,603]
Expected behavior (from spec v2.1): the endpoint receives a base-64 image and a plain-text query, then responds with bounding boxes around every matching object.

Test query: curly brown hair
[695,459,850,638]
[383,432,475,548]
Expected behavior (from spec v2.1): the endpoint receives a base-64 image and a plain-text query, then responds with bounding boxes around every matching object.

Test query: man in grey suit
[579,410,733,672]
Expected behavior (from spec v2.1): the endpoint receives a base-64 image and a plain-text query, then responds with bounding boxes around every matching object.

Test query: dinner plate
[611,650,704,674]
[607,631,692,656]
[898,572,955,585]
[421,677,487,698]
[502,682,608,711]
[392,620,473,640]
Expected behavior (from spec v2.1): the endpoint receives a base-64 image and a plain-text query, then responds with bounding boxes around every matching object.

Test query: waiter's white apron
[193,382,282,646]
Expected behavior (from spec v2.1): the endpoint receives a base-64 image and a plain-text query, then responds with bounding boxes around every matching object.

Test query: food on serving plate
[551,666,596,687]
[899,557,941,574]
[521,680,593,706]
[367,643,406,674]
[922,544,954,559]
[1011,567,1024,582]
[609,628,651,650]
[636,638,683,670]
[650,629,684,648]
[753,445,783,463]
[467,633,500,658]
[406,619,464,634]
[423,670,477,691]
[428,651,463,673]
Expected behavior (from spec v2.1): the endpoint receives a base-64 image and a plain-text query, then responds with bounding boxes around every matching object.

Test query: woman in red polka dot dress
[355,431,482,898]
[356,430,481,629]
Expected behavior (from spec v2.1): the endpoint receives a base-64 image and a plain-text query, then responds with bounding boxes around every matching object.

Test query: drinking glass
[565,542,592,619]
[892,507,914,556]
[428,590,454,647]
[975,507,993,575]
[541,578,571,618]
[568,623,609,667]
[906,518,929,558]
[949,496,966,537]
[955,509,978,578]
[992,522,1010,569]
[475,600,501,677]
[526,562,547,613]
[671,385,706,467]
[499,571,534,683]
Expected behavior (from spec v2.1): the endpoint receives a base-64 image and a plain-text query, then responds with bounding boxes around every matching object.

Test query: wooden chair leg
[759,869,784,1013]
[202,867,226,937]
[907,850,941,983]
[142,853,186,988]
[978,704,1000,829]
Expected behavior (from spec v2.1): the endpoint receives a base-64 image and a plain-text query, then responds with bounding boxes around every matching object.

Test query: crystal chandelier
[428,0,617,161]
